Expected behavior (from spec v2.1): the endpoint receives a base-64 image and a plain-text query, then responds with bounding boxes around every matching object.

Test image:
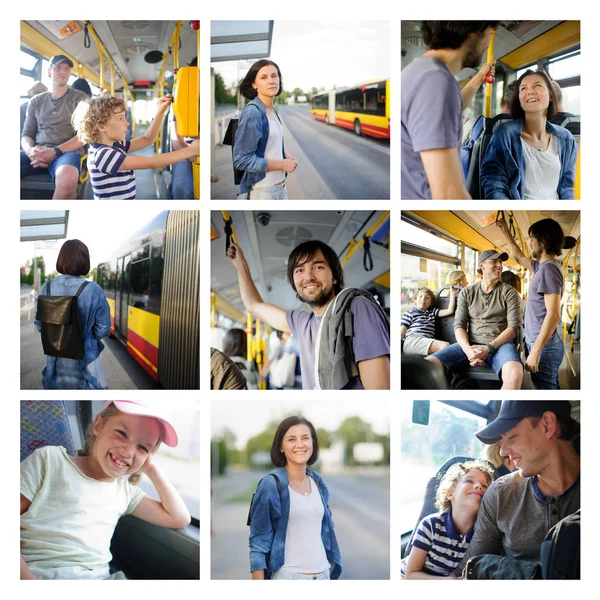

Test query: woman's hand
[281,158,298,173]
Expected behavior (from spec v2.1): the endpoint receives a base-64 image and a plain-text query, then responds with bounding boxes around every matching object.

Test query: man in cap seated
[425,249,523,389]
[21,55,88,199]
[454,400,580,577]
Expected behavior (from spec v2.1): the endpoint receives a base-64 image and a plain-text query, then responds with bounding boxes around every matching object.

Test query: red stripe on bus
[127,328,159,381]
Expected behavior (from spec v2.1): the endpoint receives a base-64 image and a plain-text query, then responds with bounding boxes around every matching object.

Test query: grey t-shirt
[22,88,88,150]
[286,296,390,390]
[401,56,463,199]
[525,259,564,345]
[455,470,580,574]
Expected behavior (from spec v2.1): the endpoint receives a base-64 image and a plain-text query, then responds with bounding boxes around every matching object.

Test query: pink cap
[102,400,178,447]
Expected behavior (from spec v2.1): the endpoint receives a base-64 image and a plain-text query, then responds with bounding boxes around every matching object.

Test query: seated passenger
[72,95,199,200]
[401,286,458,358]
[227,239,390,389]
[401,461,493,579]
[438,269,468,296]
[71,78,92,98]
[21,55,88,199]
[549,80,580,134]
[497,81,517,115]
[21,81,48,137]
[482,442,516,477]
[222,328,258,390]
[425,249,523,390]
[210,347,248,390]
[500,270,521,294]
[480,69,577,199]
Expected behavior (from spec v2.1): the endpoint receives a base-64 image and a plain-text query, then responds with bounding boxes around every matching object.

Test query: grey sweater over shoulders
[454,470,580,574]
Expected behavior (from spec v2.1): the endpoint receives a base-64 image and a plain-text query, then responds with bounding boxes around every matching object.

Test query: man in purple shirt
[401,21,499,199]
[497,217,566,389]
[227,239,390,389]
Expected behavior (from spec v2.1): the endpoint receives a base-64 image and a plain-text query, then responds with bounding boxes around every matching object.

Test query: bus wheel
[354,119,362,136]
[325,114,330,125]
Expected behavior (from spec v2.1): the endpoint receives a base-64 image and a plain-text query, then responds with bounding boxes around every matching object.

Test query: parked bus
[401,209,580,389]
[311,79,390,139]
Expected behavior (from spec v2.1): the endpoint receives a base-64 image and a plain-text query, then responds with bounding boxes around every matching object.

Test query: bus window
[400,401,488,536]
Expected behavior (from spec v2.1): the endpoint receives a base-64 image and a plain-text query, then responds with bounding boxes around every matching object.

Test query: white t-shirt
[21,446,145,579]
[254,110,285,187]
[282,479,330,573]
[521,135,560,199]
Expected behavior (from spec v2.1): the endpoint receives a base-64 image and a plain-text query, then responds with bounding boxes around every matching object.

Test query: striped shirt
[88,141,136,200]
[401,307,439,340]
[401,511,474,578]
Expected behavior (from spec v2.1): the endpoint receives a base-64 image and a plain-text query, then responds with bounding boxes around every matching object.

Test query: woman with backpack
[248,416,342,580]
[35,239,111,389]
[233,59,298,199]
[222,328,258,390]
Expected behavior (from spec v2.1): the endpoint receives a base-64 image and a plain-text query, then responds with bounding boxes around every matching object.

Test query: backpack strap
[75,280,90,297]
[46,280,51,296]
[247,473,283,526]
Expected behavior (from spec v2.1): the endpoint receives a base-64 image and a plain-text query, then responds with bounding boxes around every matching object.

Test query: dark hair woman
[222,328,258,389]
[34,239,111,389]
[248,416,342,580]
[233,59,298,200]
[481,69,577,199]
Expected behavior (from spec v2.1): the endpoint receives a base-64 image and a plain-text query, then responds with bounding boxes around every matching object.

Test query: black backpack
[223,104,261,185]
[540,510,580,579]
[247,473,282,526]
[36,280,90,359]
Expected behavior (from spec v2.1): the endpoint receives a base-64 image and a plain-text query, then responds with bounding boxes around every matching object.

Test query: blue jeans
[431,341,522,381]
[526,335,564,389]
[171,159,194,199]
[20,149,80,180]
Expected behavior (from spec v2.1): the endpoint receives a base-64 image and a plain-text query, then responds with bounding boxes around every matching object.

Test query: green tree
[20,256,46,286]
[214,72,235,105]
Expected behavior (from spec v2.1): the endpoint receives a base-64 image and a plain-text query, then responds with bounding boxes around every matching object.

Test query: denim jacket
[480,120,577,199]
[34,275,111,389]
[249,467,342,579]
[233,97,285,194]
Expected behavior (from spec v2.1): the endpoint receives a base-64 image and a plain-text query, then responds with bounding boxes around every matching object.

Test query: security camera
[257,212,271,227]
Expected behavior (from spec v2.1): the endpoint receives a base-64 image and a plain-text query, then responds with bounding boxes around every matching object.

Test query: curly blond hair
[435,460,494,513]
[72,95,126,143]
[77,403,164,485]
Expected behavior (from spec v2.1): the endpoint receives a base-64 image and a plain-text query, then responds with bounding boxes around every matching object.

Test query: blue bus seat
[20,400,76,462]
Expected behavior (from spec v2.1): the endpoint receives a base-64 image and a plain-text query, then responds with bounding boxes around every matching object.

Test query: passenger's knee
[503,361,523,381]
[441,341,450,349]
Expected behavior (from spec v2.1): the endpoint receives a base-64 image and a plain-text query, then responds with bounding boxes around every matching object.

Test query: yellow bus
[311,78,390,139]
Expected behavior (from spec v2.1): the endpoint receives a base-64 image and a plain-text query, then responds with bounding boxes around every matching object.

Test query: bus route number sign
[412,401,430,426]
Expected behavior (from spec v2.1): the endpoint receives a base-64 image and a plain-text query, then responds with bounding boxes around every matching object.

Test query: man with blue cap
[454,400,580,577]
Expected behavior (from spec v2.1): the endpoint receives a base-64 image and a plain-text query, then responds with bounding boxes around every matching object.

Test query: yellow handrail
[342,211,390,265]
[246,312,253,362]
[484,29,496,118]
[155,20,183,98]
[221,210,239,244]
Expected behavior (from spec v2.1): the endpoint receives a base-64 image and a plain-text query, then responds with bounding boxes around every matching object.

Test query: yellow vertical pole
[210,292,216,328]
[194,23,201,199]
[246,312,253,362]
[484,29,496,118]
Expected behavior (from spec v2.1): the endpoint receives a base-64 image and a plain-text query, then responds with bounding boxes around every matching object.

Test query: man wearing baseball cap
[425,248,523,389]
[21,54,88,199]
[454,401,580,577]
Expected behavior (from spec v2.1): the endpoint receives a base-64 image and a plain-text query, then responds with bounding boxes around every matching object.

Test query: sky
[20,207,166,275]
[213,21,390,94]
[211,398,390,451]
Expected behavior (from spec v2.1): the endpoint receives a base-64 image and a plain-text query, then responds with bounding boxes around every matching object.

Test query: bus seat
[21,175,56,199]
[20,400,75,463]
[401,355,448,389]
[466,114,513,199]
[172,67,199,138]
[555,115,580,137]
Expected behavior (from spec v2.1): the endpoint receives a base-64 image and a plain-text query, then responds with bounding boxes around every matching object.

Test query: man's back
[401,56,463,199]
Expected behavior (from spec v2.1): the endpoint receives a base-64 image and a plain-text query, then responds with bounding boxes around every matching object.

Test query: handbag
[36,280,89,359]
[223,118,244,185]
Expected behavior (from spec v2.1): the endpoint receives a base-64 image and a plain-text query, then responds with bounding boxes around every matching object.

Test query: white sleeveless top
[282,480,329,573]
[254,110,285,187]
[521,135,560,199]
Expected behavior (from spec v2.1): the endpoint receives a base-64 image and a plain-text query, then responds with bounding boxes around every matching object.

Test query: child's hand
[156,94,173,115]
[139,453,158,475]
[188,138,199,159]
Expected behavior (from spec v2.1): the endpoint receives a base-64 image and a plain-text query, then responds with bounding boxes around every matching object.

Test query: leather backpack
[36,280,89,359]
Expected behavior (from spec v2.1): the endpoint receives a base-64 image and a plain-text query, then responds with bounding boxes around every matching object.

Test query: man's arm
[420,148,471,199]
[227,242,290,332]
[20,494,36,580]
[461,62,495,111]
[525,294,561,373]
[496,219,532,270]
[357,355,390,390]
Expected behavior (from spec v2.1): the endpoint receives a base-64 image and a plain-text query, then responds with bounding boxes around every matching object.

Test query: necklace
[290,475,310,496]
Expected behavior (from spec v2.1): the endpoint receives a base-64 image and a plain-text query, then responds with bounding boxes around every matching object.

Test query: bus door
[328,91,336,125]
[115,254,131,336]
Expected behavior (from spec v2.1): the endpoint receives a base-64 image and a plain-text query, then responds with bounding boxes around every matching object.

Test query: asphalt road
[211,468,390,580]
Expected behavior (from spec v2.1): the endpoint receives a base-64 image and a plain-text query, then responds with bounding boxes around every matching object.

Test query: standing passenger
[401,21,499,199]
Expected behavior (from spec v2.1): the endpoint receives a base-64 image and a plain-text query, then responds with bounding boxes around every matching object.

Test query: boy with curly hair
[72,95,198,199]
[401,460,493,579]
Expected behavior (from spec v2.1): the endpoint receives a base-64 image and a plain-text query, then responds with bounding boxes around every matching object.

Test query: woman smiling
[481,69,577,199]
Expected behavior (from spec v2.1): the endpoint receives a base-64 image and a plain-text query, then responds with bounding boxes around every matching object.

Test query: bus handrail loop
[363,234,373,272]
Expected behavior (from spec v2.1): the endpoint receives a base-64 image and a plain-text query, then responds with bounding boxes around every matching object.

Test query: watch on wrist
[54,147,63,159]
[486,343,496,356]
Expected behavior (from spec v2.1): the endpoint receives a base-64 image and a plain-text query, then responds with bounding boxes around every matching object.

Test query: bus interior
[20,20,200,200]
[401,20,581,199]
[210,210,390,389]
[401,209,580,390]
[400,399,580,569]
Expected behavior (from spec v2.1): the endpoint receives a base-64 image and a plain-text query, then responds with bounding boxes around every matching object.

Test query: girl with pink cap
[20,400,190,580]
